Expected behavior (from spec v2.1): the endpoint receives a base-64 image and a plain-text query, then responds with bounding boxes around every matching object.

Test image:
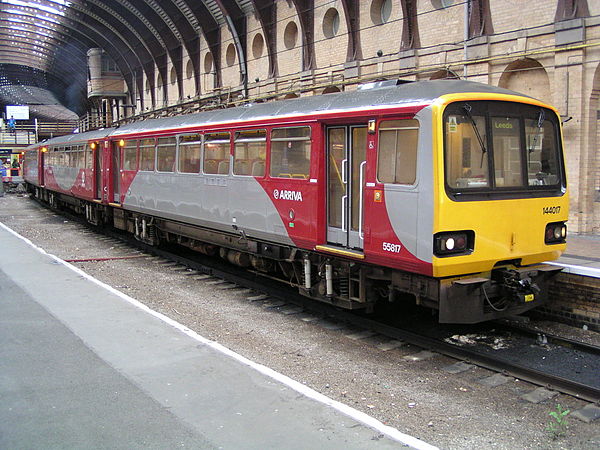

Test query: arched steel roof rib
[250,0,277,79]
[291,0,316,71]
[0,64,64,90]
[163,0,204,100]
[1,4,139,100]
[169,0,204,96]
[0,13,91,55]
[79,0,169,108]
[65,1,142,98]
[0,16,95,112]
[136,0,185,106]
[0,41,85,81]
[1,7,89,88]
[216,0,248,96]
[93,0,174,107]
[2,0,310,119]
[178,1,222,90]
[0,29,88,68]
[340,0,362,62]
[1,0,180,110]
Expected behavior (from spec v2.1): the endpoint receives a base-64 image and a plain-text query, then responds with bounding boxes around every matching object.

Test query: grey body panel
[383,107,434,264]
[39,129,114,191]
[123,170,294,245]
[52,166,81,191]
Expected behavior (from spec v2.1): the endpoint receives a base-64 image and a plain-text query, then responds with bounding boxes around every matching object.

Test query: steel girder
[0,1,289,115]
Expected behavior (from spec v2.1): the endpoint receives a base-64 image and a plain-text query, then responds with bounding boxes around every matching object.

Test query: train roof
[28,127,115,148]
[33,80,536,147]
[111,80,533,137]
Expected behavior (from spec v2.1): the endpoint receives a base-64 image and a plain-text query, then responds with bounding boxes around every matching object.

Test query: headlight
[434,231,474,257]
[545,222,567,245]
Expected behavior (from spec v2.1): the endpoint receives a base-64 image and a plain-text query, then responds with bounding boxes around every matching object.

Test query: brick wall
[535,273,600,331]
[134,1,600,234]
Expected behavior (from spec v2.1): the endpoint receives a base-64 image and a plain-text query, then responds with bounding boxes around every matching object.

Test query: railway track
[34,198,600,404]
[95,226,600,404]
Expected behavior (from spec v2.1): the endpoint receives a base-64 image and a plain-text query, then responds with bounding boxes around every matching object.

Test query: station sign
[5,105,30,120]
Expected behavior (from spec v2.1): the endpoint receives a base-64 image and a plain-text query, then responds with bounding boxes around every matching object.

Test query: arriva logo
[273,189,303,202]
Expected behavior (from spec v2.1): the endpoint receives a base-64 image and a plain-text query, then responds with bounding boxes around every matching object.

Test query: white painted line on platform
[547,261,600,278]
[0,222,438,450]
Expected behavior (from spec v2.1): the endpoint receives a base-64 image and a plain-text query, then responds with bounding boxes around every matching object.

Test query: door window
[377,119,419,185]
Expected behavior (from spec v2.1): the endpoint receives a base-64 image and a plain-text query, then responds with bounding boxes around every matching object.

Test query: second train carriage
[23,80,569,323]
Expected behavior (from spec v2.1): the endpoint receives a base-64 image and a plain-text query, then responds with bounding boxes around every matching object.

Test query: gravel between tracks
[2,194,599,449]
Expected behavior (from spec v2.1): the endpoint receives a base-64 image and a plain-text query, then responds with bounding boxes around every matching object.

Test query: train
[22,80,569,323]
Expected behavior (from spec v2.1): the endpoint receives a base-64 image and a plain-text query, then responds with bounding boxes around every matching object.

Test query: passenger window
[377,119,419,185]
[270,126,311,178]
[157,137,177,172]
[63,147,71,167]
[84,144,92,169]
[234,129,266,176]
[139,138,156,171]
[122,140,138,170]
[178,133,202,174]
[204,132,230,175]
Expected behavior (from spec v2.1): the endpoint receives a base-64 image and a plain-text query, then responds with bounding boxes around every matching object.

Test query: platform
[553,234,600,277]
[0,223,435,450]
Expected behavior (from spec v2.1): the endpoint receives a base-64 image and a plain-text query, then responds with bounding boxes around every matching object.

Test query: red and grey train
[23,80,569,323]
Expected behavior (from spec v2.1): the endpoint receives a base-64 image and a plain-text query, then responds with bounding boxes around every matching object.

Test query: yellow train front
[424,93,568,322]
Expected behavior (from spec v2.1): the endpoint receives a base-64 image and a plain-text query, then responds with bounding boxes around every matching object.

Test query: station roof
[0,0,258,119]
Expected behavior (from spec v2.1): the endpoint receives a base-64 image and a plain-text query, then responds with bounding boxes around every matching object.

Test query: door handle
[359,161,366,240]
[341,194,347,232]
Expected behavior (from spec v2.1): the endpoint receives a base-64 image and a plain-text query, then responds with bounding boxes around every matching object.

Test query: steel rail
[494,320,600,356]
[37,198,600,404]
[122,234,600,404]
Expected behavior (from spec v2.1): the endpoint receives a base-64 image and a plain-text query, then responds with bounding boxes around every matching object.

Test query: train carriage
[23,80,569,323]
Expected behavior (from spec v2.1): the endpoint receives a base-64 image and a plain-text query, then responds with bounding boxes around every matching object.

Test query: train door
[39,148,45,186]
[326,125,367,250]
[94,145,102,200]
[111,142,121,203]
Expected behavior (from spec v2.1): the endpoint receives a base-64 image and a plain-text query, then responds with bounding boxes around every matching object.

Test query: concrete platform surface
[554,234,600,277]
[0,223,437,450]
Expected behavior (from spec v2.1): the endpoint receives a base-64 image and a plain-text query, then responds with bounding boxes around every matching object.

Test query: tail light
[434,231,474,257]
[545,222,567,244]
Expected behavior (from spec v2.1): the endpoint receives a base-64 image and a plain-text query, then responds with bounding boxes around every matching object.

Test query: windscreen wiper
[463,104,487,168]
[528,108,545,154]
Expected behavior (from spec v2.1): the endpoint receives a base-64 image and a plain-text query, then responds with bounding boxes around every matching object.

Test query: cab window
[525,118,560,186]
[377,119,419,185]
[270,126,311,178]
